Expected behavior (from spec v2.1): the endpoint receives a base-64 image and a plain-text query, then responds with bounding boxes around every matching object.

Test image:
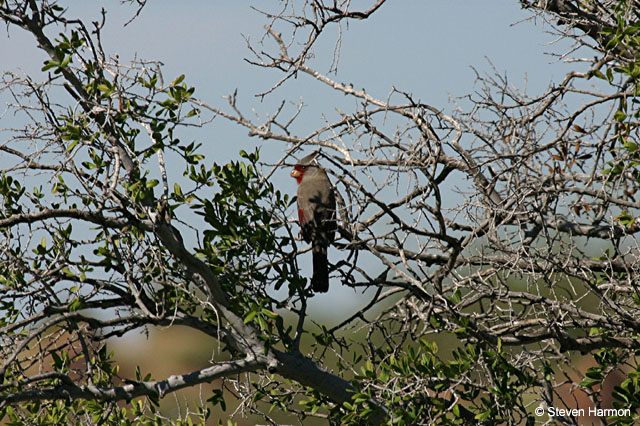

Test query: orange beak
[290,169,302,179]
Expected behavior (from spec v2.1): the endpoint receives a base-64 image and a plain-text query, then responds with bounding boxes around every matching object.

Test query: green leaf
[172,74,185,85]
[580,378,601,388]
[614,110,627,122]
[243,310,257,324]
[59,55,71,68]
[68,297,82,312]
[174,183,183,197]
[475,410,491,420]
[41,60,59,71]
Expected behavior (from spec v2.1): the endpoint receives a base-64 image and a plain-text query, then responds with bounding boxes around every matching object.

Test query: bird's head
[290,151,320,184]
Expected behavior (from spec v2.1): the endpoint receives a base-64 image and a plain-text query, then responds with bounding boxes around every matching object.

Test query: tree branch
[0,358,264,405]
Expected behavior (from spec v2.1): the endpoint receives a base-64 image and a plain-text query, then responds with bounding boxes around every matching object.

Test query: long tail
[311,246,329,292]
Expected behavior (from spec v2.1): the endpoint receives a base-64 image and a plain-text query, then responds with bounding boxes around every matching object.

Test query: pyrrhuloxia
[290,151,336,292]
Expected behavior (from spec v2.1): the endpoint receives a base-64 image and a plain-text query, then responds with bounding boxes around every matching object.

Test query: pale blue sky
[0,1,577,317]
[1,2,572,160]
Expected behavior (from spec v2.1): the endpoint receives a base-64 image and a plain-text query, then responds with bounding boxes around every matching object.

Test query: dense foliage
[2,1,640,425]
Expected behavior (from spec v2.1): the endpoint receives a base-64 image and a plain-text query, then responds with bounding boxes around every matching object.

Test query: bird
[290,151,337,292]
